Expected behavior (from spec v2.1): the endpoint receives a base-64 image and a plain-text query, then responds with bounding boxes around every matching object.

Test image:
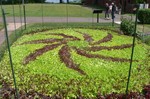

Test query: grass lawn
[137,24,150,33]
[0,4,104,17]
[137,24,150,45]
[0,23,149,98]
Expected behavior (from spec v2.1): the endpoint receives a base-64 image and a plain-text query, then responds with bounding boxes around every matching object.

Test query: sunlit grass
[0,4,104,17]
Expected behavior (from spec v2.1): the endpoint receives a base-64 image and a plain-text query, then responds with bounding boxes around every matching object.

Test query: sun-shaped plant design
[21,30,136,75]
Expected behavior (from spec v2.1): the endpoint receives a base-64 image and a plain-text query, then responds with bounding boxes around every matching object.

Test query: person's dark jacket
[106,5,109,12]
[112,5,116,13]
[111,5,116,19]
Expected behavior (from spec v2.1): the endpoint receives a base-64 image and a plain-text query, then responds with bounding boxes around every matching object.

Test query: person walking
[111,2,116,26]
[105,3,110,19]
[111,2,116,20]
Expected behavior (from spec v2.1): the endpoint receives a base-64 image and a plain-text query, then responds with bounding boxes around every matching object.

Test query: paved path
[0,23,24,46]
[0,15,121,46]
[0,16,121,23]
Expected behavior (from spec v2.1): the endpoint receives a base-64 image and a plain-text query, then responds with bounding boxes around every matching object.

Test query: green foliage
[0,22,116,61]
[22,22,116,34]
[0,27,149,98]
[138,9,150,24]
[134,0,147,3]
[67,40,89,48]
[120,18,135,35]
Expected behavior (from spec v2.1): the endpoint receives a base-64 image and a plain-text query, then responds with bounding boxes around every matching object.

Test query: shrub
[120,18,135,35]
[138,9,150,24]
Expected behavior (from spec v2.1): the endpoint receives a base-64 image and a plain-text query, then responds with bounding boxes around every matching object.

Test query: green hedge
[120,18,135,35]
[138,9,150,24]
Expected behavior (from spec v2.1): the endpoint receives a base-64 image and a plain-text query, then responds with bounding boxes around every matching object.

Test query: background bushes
[120,18,135,35]
[138,9,150,24]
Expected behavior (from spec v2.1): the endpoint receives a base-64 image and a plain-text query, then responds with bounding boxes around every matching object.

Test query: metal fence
[0,1,149,98]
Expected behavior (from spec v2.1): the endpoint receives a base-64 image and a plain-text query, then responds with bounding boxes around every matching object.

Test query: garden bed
[0,28,150,98]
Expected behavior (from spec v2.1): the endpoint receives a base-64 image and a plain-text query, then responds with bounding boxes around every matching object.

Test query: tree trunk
[67,0,69,3]
[123,0,126,13]
[94,0,98,5]
[60,0,63,3]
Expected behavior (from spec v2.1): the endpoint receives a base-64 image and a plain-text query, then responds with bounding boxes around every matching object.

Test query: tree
[134,0,147,3]
[94,0,98,5]
[60,0,63,3]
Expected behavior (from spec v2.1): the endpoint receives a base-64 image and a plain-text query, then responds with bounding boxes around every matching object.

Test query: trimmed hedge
[120,18,135,35]
[138,9,150,24]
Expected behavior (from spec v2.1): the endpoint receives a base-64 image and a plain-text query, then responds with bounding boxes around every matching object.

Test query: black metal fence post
[66,2,69,27]
[97,13,99,23]
[19,0,23,31]
[1,8,19,99]
[41,0,44,27]
[112,18,114,26]
[12,0,17,39]
[23,0,26,29]
[125,6,139,98]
